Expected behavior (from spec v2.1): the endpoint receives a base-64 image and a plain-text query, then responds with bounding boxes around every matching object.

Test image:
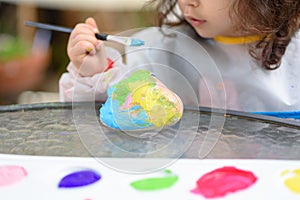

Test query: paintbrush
[25,21,144,46]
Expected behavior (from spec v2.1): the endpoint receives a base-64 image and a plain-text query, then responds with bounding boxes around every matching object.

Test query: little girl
[59,0,300,116]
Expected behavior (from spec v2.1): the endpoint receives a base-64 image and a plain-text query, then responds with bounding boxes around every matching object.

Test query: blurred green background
[0,1,155,105]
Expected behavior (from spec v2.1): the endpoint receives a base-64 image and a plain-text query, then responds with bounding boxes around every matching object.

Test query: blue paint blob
[58,170,101,188]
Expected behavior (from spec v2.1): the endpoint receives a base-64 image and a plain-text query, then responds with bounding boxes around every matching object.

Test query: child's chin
[193,29,217,39]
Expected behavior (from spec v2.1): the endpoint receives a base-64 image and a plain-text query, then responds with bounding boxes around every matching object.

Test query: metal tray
[0,102,299,160]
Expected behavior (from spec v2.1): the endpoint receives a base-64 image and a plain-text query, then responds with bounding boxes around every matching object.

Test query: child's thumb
[85,17,99,33]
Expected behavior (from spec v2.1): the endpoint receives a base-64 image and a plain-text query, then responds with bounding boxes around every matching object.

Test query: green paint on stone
[130,169,178,191]
[111,70,155,105]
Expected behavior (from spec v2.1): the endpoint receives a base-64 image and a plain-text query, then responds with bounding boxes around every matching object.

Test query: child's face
[178,0,239,38]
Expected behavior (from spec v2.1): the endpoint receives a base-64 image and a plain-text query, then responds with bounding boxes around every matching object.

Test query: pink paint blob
[120,94,133,110]
[0,165,27,187]
[191,166,257,198]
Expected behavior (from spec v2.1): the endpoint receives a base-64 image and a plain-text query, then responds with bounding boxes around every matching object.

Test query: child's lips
[186,17,206,26]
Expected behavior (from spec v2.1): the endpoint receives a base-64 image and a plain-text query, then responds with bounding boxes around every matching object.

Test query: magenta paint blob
[191,166,257,198]
[0,165,27,187]
[58,170,101,188]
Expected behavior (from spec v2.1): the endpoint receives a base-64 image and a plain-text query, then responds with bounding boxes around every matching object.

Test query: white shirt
[59,25,300,114]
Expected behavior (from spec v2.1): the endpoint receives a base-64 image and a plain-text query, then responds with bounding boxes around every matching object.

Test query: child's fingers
[69,23,102,52]
[85,17,99,33]
[72,24,95,36]
[84,18,104,50]
[67,18,103,69]
[70,24,99,44]
[70,34,98,49]
[76,41,95,54]
[69,41,95,61]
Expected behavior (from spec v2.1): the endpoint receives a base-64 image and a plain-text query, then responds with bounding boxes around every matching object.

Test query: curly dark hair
[148,0,300,70]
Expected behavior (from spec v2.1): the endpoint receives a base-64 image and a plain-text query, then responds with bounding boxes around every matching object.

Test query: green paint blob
[130,169,178,191]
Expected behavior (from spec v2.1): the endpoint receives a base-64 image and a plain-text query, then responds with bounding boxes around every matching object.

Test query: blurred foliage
[0,35,30,62]
[0,3,30,62]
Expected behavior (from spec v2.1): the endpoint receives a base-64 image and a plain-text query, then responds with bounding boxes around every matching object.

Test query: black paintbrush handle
[25,21,108,41]
[25,21,73,34]
[95,33,108,40]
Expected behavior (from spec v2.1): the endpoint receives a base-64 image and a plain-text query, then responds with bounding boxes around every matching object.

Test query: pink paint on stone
[191,166,257,198]
[0,165,27,187]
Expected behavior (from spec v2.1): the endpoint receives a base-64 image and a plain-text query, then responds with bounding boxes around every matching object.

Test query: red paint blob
[191,166,257,198]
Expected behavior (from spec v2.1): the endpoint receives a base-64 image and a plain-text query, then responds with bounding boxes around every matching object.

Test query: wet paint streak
[130,169,178,191]
[58,170,101,188]
[191,166,257,198]
[281,168,300,194]
[0,165,27,187]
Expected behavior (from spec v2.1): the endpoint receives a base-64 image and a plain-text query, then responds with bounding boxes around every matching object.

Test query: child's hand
[67,17,108,76]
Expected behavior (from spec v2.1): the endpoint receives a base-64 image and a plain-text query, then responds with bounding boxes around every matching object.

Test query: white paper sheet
[0,154,299,200]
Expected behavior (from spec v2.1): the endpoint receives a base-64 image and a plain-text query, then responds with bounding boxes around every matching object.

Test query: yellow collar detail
[213,35,262,44]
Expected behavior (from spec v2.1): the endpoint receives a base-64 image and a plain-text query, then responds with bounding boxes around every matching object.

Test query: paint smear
[281,168,300,194]
[130,169,178,191]
[100,70,183,130]
[191,166,257,198]
[58,170,101,188]
[0,165,27,187]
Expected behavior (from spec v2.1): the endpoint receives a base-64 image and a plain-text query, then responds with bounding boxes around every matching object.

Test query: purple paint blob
[58,170,101,188]
[0,165,27,187]
[191,166,257,198]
